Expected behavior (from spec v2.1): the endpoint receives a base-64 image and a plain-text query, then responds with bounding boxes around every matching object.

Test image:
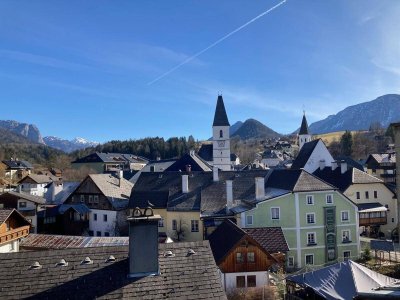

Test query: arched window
[219,130,223,138]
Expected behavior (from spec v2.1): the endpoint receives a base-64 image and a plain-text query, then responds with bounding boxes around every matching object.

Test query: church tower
[212,95,231,171]
[298,111,312,150]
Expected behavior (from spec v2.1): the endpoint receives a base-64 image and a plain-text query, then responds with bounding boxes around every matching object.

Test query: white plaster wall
[89,209,117,236]
[0,240,19,253]
[222,271,269,291]
[17,199,37,233]
[21,183,47,197]
[303,140,334,173]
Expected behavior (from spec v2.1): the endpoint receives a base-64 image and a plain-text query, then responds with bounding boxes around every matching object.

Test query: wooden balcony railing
[359,217,387,226]
[0,225,30,245]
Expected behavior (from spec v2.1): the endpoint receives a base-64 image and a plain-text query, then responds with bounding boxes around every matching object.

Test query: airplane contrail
[147,0,287,86]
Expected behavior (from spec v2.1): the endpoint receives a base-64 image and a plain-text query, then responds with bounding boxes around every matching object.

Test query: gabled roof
[0,208,31,226]
[72,152,149,164]
[87,174,133,210]
[243,227,289,253]
[366,153,396,165]
[2,191,46,204]
[213,95,230,126]
[299,113,310,135]
[335,156,364,171]
[2,160,33,169]
[165,151,212,172]
[313,167,383,192]
[59,203,91,214]
[50,181,80,204]
[0,240,227,299]
[291,139,320,169]
[18,173,59,184]
[198,144,213,161]
[266,169,335,192]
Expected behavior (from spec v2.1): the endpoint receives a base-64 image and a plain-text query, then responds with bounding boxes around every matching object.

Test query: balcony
[0,225,30,245]
[359,216,387,226]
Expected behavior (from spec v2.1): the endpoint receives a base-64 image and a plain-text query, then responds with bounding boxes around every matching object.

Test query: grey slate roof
[0,209,14,224]
[291,139,320,169]
[0,240,226,300]
[357,202,385,211]
[165,151,212,172]
[266,169,335,192]
[197,144,238,163]
[2,160,33,169]
[367,153,396,164]
[299,113,310,135]
[213,95,230,126]
[72,152,149,164]
[3,191,46,204]
[51,182,80,204]
[59,203,91,214]
[18,173,59,184]
[335,156,364,171]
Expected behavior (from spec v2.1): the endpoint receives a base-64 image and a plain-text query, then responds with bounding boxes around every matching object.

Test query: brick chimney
[255,177,265,201]
[182,174,189,193]
[127,208,161,278]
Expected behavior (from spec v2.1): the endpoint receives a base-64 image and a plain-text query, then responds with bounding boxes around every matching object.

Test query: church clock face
[218,140,225,147]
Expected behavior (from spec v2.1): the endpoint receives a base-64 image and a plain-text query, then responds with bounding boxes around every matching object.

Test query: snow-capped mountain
[308,94,400,134]
[43,136,99,153]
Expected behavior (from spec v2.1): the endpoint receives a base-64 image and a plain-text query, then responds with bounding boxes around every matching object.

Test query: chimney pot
[213,166,219,182]
[331,161,338,171]
[340,161,348,174]
[226,180,233,210]
[182,175,189,193]
[185,164,192,173]
[255,177,265,201]
[319,160,325,170]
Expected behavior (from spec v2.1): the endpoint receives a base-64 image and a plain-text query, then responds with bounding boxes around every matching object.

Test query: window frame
[305,254,314,265]
[246,215,253,226]
[343,251,351,261]
[356,192,360,199]
[271,207,280,220]
[342,230,351,243]
[287,256,294,267]
[19,201,27,208]
[374,191,378,199]
[326,194,333,204]
[94,213,97,221]
[306,213,316,224]
[172,219,177,230]
[103,214,108,222]
[247,275,256,288]
[93,195,99,203]
[88,195,93,203]
[96,231,101,236]
[191,220,199,232]
[80,195,85,202]
[306,195,314,205]
[365,191,369,199]
[158,218,164,227]
[247,252,255,263]
[341,210,350,222]
[307,232,317,245]
[236,276,245,288]
[236,252,244,263]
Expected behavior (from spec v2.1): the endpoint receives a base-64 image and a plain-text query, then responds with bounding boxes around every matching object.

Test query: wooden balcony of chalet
[0,225,30,245]
[359,212,387,226]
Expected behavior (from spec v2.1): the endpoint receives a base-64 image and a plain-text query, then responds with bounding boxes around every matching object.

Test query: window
[306,213,315,224]
[103,214,108,222]
[306,195,314,205]
[96,231,101,236]
[150,166,155,172]
[365,191,369,199]
[307,232,316,245]
[271,207,280,220]
[287,257,294,267]
[80,195,84,202]
[246,215,253,226]
[247,252,255,263]
[374,191,378,199]
[94,195,99,203]
[343,251,351,261]
[247,275,256,287]
[326,194,333,204]
[94,213,97,221]
[104,232,110,237]
[19,201,27,208]
[341,211,349,222]
[191,220,199,232]
[172,219,177,230]
[392,218,395,223]
[88,195,93,203]
[236,252,244,263]
[356,192,360,199]
[305,254,314,265]
[236,276,245,288]
[158,219,164,227]
[219,130,223,138]
[88,230,94,236]
[342,230,351,243]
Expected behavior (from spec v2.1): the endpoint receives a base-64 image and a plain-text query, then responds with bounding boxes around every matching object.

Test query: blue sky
[0,0,399,142]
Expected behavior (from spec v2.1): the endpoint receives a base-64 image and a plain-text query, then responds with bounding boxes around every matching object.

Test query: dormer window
[219,130,223,138]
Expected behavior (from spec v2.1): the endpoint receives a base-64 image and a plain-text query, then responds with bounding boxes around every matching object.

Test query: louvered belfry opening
[127,207,161,278]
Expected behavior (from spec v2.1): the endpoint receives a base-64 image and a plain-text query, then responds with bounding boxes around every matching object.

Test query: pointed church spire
[213,95,230,127]
[299,112,310,135]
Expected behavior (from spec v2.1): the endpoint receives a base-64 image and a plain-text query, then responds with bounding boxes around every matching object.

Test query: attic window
[163,251,175,257]
[56,259,68,267]
[81,257,93,265]
[30,261,42,270]
[105,255,116,263]
[187,249,196,256]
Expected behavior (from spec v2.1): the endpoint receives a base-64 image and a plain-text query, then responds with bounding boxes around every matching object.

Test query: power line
[147,0,287,86]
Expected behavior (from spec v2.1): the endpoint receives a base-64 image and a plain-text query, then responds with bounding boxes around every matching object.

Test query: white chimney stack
[182,175,189,193]
[331,161,338,171]
[118,170,123,187]
[319,160,325,170]
[213,166,219,182]
[255,177,265,201]
[226,180,233,209]
[340,161,348,174]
